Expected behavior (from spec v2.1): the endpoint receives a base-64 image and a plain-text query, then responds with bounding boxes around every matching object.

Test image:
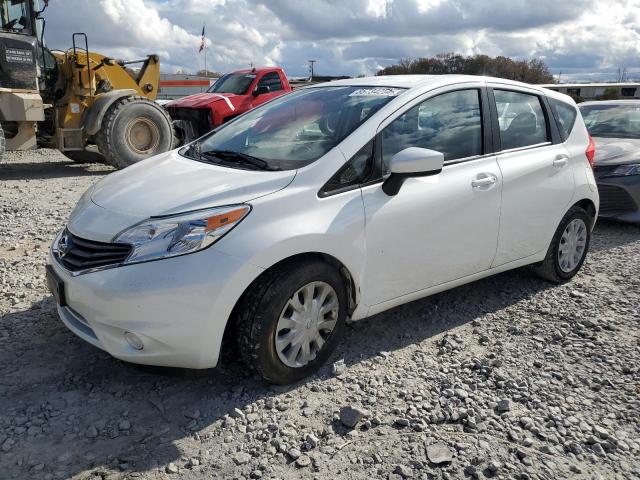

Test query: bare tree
[616,67,628,82]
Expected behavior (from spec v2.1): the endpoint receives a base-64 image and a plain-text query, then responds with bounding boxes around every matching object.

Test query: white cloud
[366,0,390,18]
[415,0,444,14]
[42,0,640,81]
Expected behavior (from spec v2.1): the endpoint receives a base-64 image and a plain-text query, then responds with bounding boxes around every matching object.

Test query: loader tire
[95,96,174,169]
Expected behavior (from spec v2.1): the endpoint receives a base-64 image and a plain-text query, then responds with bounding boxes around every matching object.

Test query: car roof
[579,100,640,107]
[315,74,544,91]
[309,74,578,105]
[229,67,281,75]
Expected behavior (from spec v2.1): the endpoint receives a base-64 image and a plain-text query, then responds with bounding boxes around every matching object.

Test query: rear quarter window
[549,98,578,141]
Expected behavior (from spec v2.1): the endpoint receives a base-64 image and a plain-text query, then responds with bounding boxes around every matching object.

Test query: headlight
[603,164,640,177]
[114,205,250,264]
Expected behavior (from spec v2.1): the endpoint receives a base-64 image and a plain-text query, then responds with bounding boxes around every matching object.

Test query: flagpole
[204,24,207,76]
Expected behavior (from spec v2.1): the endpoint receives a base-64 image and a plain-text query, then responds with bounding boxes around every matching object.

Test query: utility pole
[308,60,316,81]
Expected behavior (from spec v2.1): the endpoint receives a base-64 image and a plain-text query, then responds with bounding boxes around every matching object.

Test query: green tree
[377,53,555,84]
[596,88,620,100]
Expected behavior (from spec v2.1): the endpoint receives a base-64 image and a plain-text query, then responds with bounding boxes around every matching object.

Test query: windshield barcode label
[349,87,404,97]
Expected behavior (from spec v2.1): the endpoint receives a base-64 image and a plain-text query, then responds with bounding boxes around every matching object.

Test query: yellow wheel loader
[0,0,174,168]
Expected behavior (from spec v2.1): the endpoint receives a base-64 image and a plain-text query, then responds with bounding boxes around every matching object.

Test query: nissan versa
[47,76,599,384]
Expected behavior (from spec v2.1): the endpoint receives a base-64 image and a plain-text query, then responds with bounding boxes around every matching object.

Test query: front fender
[211,181,368,318]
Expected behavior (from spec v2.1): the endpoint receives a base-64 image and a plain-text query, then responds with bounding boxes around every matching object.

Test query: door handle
[553,154,569,169]
[471,175,497,188]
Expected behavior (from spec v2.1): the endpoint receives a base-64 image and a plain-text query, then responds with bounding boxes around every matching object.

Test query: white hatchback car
[48,75,599,384]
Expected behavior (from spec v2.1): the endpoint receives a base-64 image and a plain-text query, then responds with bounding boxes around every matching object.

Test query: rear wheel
[531,206,592,283]
[237,260,348,384]
[95,96,174,169]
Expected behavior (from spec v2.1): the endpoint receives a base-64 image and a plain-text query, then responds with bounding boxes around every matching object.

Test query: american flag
[199,25,205,53]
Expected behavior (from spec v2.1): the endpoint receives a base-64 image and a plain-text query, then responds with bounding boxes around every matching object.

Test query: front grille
[56,229,132,272]
[166,107,213,143]
[597,184,637,213]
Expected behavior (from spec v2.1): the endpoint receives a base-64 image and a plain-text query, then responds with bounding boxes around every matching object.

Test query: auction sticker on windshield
[349,87,404,97]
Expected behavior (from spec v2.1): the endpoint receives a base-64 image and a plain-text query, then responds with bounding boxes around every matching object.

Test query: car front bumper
[596,175,640,224]
[47,243,263,369]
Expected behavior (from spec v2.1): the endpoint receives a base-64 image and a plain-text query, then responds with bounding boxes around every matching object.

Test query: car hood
[593,137,640,166]
[166,92,237,109]
[85,149,294,226]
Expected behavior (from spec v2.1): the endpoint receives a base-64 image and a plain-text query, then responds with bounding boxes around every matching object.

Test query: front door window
[382,89,483,173]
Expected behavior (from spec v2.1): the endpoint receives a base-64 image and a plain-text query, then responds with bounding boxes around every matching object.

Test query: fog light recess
[124,331,144,350]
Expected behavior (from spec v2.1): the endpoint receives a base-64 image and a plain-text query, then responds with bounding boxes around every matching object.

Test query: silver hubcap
[275,281,339,368]
[558,218,587,273]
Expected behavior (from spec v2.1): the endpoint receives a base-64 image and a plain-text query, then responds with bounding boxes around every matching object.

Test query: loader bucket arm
[134,54,160,100]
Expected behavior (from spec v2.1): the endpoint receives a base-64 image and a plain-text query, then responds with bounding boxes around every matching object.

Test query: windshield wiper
[202,150,281,171]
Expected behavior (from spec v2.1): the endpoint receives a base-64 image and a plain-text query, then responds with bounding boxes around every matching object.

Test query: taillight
[585,134,596,168]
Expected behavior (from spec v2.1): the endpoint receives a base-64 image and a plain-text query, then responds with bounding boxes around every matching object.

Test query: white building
[157,74,217,100]
[539,83,640,101]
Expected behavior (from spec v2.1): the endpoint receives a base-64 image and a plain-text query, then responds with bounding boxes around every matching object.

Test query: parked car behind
[579,100,640,223]
[47,76,598,384]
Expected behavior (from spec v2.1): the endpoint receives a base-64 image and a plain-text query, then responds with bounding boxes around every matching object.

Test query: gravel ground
[1,150,639,480]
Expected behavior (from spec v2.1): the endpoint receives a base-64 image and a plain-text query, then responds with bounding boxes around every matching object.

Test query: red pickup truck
[166,67,292,144]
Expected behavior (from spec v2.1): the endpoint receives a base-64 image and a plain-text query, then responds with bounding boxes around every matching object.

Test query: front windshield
[183,86,405,170]
[208,73,256,95]
[1,0,31,33]
[580,104,640,139]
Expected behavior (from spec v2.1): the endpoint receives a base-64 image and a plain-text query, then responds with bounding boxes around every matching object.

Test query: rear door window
[494,90,549,150]
[548,98,578,141]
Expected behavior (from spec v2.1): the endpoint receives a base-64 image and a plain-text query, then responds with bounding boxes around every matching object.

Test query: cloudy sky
[44,0,640,81]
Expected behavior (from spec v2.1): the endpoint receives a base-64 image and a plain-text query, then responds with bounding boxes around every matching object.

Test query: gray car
[579,100,640,224]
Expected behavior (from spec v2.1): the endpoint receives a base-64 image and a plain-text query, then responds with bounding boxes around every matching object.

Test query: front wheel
[531,206,592,283]
[95,96,174,169]
[237,260,348,384]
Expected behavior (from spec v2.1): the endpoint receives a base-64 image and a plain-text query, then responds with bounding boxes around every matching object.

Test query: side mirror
[253,85,270,96]
[382,147,444,196]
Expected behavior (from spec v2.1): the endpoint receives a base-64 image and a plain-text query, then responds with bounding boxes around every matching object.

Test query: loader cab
[0,0,39,92]
[0,0,56,92]
[0,0,34,35]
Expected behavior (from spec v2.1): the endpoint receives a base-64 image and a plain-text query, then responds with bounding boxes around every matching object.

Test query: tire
[60,147,105,164]
[237,260,348,384]
[531,206,592,283]
[95,96,174,169]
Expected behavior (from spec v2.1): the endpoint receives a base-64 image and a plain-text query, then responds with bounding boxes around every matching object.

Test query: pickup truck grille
[55,229,132,272]
[166,107,213,144]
